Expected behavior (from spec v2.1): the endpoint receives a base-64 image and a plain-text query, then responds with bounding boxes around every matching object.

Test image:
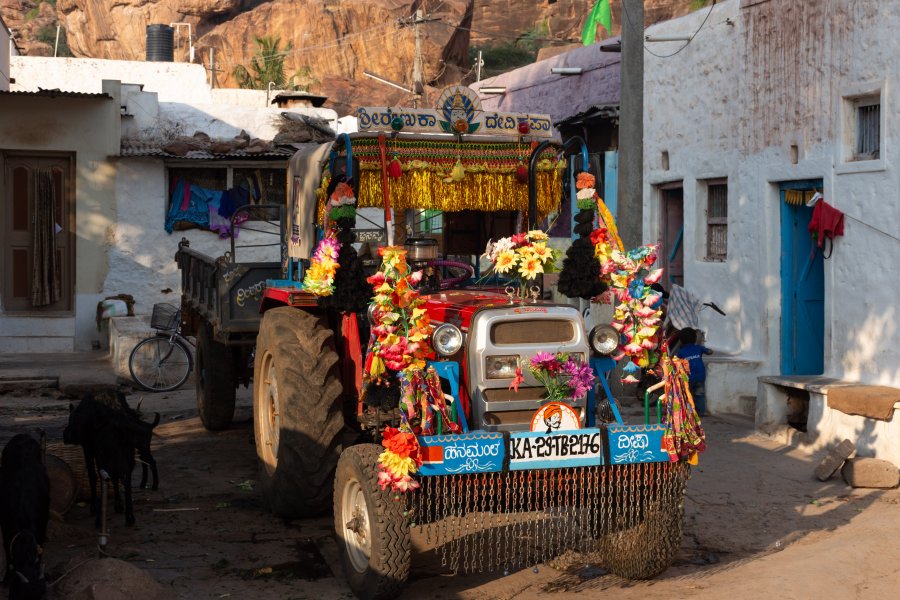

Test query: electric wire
[621,0,717,59]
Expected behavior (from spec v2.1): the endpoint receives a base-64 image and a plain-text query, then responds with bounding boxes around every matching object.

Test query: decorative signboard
[416,423,671,476]
[530,402,580,434]
[357,85,555,139]
[509,429,604,470]
[606,423,670,465]
[418,432,505,476]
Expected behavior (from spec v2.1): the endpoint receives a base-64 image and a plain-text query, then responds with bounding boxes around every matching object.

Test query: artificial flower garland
[303,181,359,297]
[302,230,340,296]
[365,247,451,493]
[607,247,664,382]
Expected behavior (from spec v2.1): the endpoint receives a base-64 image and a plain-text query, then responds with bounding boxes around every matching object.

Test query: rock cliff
[2,0,704,113]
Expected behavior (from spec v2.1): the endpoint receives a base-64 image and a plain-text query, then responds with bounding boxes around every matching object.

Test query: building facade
[644,0,899,460]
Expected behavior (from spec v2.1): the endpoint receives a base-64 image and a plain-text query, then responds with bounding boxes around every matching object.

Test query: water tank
[146,24,174,62]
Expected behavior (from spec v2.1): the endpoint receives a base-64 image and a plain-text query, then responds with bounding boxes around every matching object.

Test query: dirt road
[2,386,898,600]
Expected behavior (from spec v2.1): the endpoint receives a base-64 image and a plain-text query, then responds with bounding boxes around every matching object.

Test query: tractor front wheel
[334,444,410,600]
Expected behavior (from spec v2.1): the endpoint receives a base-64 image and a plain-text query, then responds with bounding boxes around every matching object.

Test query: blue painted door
[780,181,824,375]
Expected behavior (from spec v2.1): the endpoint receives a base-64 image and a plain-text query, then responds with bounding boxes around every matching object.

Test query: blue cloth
[165,181,220,233]
[218,186,250,219]
[675,343,711,383]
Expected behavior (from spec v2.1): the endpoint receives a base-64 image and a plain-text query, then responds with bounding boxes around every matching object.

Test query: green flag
[581,0,612,46]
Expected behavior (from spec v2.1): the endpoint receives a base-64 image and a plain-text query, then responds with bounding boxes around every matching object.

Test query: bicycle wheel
[129,335,192,392]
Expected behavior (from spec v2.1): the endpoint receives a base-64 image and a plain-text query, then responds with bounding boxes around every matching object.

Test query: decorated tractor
[176,87,705,600]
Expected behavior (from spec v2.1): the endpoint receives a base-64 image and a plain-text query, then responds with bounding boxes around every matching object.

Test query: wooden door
[659,184,684,290]
[779,181,825,375]
[2,154,74,313]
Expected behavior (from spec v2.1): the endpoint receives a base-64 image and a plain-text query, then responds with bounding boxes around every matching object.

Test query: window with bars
[706,181,727,260]
[855,100,880,161]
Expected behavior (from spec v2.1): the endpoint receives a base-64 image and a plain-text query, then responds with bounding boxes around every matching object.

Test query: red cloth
[808,200,844,248]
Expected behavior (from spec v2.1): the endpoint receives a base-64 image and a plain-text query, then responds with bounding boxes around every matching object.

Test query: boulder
[841,457,900,489]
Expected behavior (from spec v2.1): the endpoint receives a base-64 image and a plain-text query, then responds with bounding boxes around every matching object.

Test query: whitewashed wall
[10,56,211,102]
[643,0,900,414]
[107,158,283,318]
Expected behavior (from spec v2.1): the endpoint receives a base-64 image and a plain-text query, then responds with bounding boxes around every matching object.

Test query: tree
[232,35,314,90]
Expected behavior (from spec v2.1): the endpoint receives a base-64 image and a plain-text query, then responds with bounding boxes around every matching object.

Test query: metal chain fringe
[410,462,690,576]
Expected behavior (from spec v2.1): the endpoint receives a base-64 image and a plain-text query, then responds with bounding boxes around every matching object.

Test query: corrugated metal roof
[119,140,292,160]
[0,89,112,99]
[472,40,621,126]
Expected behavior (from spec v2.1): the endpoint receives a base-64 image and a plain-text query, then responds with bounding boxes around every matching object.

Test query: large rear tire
[196,324,236,430]
[599,462,689,579]
[334,444,410,600]
[254,307,343,518]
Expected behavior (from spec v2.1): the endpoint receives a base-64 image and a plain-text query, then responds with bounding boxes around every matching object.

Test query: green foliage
[232,35,314,90]
[468,20,554,81]
[25,7,39,21]
[690,0,711,10]
[35,23,73,56]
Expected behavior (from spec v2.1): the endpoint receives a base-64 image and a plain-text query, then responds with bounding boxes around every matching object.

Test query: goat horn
[16,571,29,584]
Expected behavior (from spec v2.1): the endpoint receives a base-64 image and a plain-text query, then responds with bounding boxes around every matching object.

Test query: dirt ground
[1,385,898,600]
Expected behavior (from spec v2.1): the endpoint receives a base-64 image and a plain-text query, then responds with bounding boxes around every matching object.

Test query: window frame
[704,178,728,262]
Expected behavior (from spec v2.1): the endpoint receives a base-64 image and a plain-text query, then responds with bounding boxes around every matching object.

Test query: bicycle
[128,303,194,392]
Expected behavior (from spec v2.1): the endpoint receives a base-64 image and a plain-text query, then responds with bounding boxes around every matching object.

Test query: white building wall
[10,56,212,103]
[5,57,338,351]
[107,158,282,317]
[643,0,900,413]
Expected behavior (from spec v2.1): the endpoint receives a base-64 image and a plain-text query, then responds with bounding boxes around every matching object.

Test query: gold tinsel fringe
[784,190,814,206]
[356,169,562,222]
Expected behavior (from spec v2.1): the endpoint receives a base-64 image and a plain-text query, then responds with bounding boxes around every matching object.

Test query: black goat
[0,434,49,600]
[63,392,159,527]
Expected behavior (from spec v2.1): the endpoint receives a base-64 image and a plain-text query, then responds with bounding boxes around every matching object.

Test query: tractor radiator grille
[490,319,575,345]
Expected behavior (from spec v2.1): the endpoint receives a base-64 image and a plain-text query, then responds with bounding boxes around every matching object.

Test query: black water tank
[146,24,174,62]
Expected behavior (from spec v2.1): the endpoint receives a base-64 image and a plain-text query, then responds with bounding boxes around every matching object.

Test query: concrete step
[0,377,59,393]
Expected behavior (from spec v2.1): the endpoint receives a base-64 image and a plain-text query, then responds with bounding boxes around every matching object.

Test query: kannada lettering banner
[606,424,670,464]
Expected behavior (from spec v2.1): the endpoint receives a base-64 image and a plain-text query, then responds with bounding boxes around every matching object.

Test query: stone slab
[815,439,855,481]
[841,457,900,489]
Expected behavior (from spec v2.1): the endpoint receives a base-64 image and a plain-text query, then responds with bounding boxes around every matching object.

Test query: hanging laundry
[207,193,231,238]
[218,186,251,220]
[808,199,845,249]
[165,180,221,233]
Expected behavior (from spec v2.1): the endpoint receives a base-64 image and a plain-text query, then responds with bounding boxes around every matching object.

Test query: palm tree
[233,35,308,90]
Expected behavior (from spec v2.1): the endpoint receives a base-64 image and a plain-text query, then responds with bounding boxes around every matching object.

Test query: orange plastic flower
[576,172,596,190]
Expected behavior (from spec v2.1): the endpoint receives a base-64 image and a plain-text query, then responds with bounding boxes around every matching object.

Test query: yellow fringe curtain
[357,169,562,221]
[784,190,814,206]
[317,168,564,225]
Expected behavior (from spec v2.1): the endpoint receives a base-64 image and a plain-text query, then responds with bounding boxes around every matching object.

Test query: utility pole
[475,49,483,82]
[412,8,424,108]
[209,48,218,88]
[618,0,644,249]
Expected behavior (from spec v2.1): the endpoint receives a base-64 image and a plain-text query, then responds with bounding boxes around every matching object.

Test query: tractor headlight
[433,323,464,356]
[485,355,519,379]
[589,324,619,356]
